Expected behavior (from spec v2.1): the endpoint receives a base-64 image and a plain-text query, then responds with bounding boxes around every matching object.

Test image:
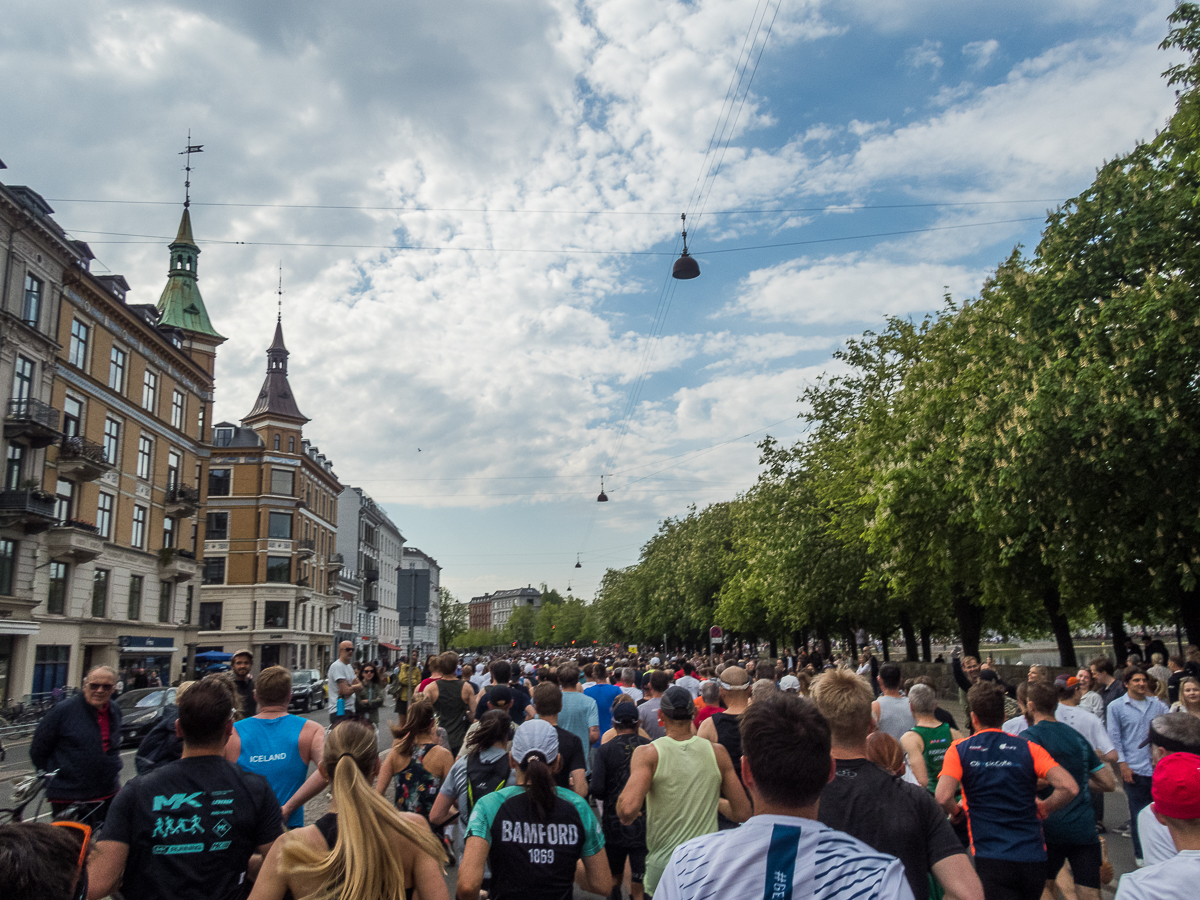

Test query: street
[1,703,1143,899]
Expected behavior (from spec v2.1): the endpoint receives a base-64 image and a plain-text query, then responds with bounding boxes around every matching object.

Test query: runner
[457,719,611,900]
[873,663,916,740]
[1135,712,1200,865]
[935,682,1079,900]
[376,698,456,820]
[249,719,449,900]
[554,664,599,768]
[653,692,913,900]
[617,686,751,895]
[0,822,91,900]
[591,700,651,900]
[1113,752,1200,900]
[900,683,964,793]
[530,682,587,797]
[637,671,670,740]
[584,664,624,746]
[421,652,476,757]
[696,665,751,830]
[431,709,515,839]
[224,665,326,829]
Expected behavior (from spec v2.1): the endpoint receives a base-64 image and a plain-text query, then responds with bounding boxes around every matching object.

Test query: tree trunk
[1108,614,1129,667]
[1041,583,1077,668]
[1177,588,1200,648]
[920,625,932,662]
[951,583,984,660]
[817,625,831,659]
[844,626,858,658]
[900,612,919,661]
[881,631,890,662]
[769,637,779,660]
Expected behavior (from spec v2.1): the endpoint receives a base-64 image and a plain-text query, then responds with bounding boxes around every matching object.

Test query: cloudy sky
[0,0,1180,608]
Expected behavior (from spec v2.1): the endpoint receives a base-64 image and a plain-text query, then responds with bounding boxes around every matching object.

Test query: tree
[439,587,468,651]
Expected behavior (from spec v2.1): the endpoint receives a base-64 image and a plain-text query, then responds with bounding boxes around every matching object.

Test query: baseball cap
[612,702,640,725]
[650,657,661,666]
[718,666,750,691]
[1054,674,1079,689]
[487,685,513,707]
[779,675,801,692]
[1152,752,1200,819]
[232,648,253,661]
[660,685,696,720]
[512,719,558,765]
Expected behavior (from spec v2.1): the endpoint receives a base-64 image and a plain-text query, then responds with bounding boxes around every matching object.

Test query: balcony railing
[59,434,107,464]
[296,538,316,557]
[61,519,99,533]
[6,398,59,430]
[166,483,200,505]
[363,567,379,583]
[0,488,58,533]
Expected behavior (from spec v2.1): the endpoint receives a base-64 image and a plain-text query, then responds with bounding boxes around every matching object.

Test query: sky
[0,0,1182,608]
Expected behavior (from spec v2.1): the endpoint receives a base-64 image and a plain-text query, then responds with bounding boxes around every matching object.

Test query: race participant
[637,670,670,740]
[136,680,197,774]
[600,695,651,744]
[30,665,123,823]
[1135,712,1200,865]
[617,686,751,895]
[692,680,721,728]
[456,719,611,900]
[653,692,914,900]
[421,652,476,757]
[0,822,90,900]
[231,650,256,719]
[873,663,916,740]
[1113,752,1200,900]
[590,701,651,900]
[431,710,514,842]
[674,663,701,699]
[696,665,752,830]
[618,667,643,703]
[530,682,587,797]
[812,669,978,900]
[584,663,624,745]
[1106,668,1170,864]
[327,640,361,727]
[1003,682,1031,736]
[249,719,449,900]
[554,664,599,768]
[474,660,532,726]
[224,665,326,829]
[901,684,965,793]
[936,682,1079,900]
[86,677,284,900]
[376,698,455,821]
[1023,681,1115,900]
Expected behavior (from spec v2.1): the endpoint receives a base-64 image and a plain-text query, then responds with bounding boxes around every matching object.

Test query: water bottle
[336,695,345,717]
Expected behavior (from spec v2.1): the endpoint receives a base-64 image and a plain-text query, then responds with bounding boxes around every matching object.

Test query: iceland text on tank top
[235,714,308,828]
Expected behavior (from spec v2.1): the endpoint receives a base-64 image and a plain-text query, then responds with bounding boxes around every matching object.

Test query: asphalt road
[1,704,1143,899]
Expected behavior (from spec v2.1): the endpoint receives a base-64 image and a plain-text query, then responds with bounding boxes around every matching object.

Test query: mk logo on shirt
[153,792,204,810]
[499,819,580,846]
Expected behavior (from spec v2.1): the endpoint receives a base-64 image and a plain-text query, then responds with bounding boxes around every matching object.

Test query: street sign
[628,645,638,654]
[710,626,723,639]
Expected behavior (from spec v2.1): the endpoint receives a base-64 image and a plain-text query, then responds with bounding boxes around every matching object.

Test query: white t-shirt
[675,675,701,699]
[620,685,644,702]
[1057,703,1115,756]
[1138,803,1178,866]
[654,814,914,900]
[327,659,357,713]
[1114,849,1200,899]
[1002,713,1029,736]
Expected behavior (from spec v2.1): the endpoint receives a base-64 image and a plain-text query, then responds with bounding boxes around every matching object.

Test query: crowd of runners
[3,639,1200,900]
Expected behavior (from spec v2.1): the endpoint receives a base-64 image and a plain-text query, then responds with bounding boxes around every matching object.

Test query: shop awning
[119,646,179,653]
[379,642,404,651]
[0,620,39,635]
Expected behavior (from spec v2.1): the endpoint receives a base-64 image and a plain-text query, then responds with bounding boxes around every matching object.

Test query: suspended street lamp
[672,213,700,280]
[597,477,609,502]
[575,554,582,568]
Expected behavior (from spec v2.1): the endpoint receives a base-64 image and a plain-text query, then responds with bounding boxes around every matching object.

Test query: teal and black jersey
[465,784,604,900]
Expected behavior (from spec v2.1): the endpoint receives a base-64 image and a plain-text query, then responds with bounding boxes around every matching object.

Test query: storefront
[118,634,178,688]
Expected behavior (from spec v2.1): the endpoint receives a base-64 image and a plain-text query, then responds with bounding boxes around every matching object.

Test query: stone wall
[893,660,1077,701]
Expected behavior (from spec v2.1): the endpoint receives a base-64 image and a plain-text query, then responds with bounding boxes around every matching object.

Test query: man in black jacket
[231,649,256,719]
[29,665,123,821]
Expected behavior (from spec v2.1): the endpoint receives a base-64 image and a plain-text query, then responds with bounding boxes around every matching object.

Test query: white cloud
[904,39,944,73]
[963,38,1000,69]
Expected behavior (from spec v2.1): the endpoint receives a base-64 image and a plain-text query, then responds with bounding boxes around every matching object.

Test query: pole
[409,562,417,659]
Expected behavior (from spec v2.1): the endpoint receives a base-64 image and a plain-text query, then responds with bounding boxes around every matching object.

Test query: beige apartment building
[1,180,222,701]
[198,319,343,675]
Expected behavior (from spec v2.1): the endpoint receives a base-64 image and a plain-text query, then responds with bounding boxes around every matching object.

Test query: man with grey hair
[619,667,644,702]
[30,665,124,822]
[1136,712,1200,865]
[901,683,964,794]
[750,678,777,702]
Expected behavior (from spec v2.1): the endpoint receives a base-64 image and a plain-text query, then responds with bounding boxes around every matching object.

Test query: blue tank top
[236,714,309,827]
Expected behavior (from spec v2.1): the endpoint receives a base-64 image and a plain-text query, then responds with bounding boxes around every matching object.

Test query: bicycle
[0,769,111,828]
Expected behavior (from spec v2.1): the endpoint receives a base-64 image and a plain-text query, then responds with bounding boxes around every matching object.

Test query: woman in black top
[249,720,448,900]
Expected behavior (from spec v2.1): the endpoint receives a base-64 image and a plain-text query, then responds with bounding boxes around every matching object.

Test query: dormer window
[214,427,233,447]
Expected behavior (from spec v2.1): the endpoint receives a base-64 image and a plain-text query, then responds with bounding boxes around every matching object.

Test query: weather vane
[179,130,203,209]
[277,263,283,322]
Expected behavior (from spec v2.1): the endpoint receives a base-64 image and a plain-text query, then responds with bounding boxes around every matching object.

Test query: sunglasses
[51,820,92,900]
[86,683,115,692]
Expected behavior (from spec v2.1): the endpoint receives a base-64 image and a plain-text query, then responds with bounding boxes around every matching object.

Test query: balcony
[57,434,112,482]
[165,483,200,518]
[0,488,57,533]
[158,547,197,583]
[5,398,60,449]
[45,521,104,563]
[325,552,344,573]
[296,538,316,558]
[363,597,379,613]
[362,566,379,583]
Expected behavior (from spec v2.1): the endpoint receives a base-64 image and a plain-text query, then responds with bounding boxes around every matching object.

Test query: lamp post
[408,562,417,659]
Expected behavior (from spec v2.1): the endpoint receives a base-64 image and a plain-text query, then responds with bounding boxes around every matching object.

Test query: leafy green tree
[439,588,468,651]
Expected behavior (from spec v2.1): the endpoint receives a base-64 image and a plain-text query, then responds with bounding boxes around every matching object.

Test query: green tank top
[912,722,953,792]
[644,735,721,894]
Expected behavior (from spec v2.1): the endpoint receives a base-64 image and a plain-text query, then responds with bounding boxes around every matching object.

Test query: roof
[243,320,309,423]
[156,209,225,341]
[212,422,265,448]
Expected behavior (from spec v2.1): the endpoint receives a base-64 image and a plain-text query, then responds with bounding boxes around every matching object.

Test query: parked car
[117,687,177,747]
[288,669,327,712]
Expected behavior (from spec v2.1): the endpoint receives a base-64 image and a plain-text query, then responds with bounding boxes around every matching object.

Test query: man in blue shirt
[555,664,599,770]
[1107,667,1170,863]
[583,663,623,746]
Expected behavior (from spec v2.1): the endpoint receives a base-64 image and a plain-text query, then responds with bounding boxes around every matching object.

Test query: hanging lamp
[672,213,700,280]
[575,554,582,568]
[597,477,609,502]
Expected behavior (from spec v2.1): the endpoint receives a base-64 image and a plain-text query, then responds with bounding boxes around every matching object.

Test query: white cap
[779,675,801,692]
[650,657,661,666]
[512,718,559,766]
[524,663,535,674]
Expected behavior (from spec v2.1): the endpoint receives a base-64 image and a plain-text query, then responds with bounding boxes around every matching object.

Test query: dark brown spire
[243,321,308,424]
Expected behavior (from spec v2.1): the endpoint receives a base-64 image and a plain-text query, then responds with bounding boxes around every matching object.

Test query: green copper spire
[155,208,225,340]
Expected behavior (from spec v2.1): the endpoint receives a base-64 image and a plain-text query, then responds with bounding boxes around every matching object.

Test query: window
[5,445,24,491]
[199,600,222,631]
[54,479,74,523]
[23,274,42,326]
[137,435,153,480]
[213,426,232,447]
[103,417,120,465]
[264,600,289,628]
[69,320,89,369]
[92,569,109,617]
[108,347,126,392]
[203,557,226,585]
[274,434,280,450]
[12,356,33,401]
[184,585,193,625]
[142,370,158,413]
[96,492,114,538]
[62,397,82,438]
[266,556,290,583]
[33,645,70,695]
[0,539,15,595]
[163,515,175,548]
[208,468,231,496]
[289,436,295,452]
[131,505,147,549]
[270,468,294,496]
[158,581,172,623]
[268,512,293,539]
[198,404,206,440]
[171,390,185,430]
[128,574,143,619]
[206,511,228,540]
[47,562,68,614]
[167,449,181,488]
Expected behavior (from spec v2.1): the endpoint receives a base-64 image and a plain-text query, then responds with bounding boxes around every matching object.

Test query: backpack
[465,752,511,814]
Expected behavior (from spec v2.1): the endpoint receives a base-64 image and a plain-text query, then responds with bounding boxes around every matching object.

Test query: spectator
[355,663,387,726]
[1171,676,1200,718]
[1113,752,1200,899]
[231,650,256,719]
[1107,668,1170,864]
[30,665,123,823]
[327,640,362,726]
[1089,656,1126,723]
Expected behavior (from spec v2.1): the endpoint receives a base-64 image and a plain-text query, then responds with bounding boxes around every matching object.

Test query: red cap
[1152,752,1200,820]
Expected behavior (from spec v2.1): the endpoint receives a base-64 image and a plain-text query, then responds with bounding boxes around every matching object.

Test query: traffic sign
[710,626,723,639]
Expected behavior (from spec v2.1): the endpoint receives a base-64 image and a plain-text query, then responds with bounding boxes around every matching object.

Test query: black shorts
[605,843,647,883]
[1045,841,1102,889]
[974,857,1047,900]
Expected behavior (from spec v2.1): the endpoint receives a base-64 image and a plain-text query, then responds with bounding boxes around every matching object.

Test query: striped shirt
[653,814,914,900]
